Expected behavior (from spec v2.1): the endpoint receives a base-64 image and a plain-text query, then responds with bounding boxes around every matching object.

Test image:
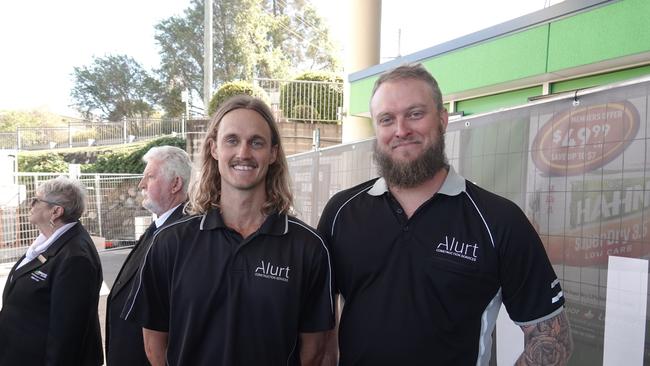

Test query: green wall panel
[547,0,650,72]
[551,64,650,93]
[456,86,542,115]
[349,76,377,116]
[348,26,548,116]
[423,25,549,95]
[348,1,650,117]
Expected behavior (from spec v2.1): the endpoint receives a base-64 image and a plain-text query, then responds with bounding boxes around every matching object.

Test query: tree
[71,55,163,121]
[264,0,340,71]
[155,0,340,105]
[155,6,204,103]
[0,109,69,132]
[158,84,186,118]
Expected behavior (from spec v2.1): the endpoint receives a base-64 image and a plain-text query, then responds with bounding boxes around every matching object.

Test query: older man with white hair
[106,145,191,366]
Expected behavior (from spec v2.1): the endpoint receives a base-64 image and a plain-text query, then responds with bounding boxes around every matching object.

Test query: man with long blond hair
[122,95,333,366]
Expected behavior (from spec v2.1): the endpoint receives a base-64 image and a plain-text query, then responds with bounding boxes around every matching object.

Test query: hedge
[280,71,343,123]
[18,136,186,174]
[207,81,269,117]
[85,136,186,174]
[18,154,69,173]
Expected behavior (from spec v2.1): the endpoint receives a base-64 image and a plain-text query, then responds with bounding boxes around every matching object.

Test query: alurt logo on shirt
[254,260,290,282]
[435,236,478,262]
[30,270,48,282]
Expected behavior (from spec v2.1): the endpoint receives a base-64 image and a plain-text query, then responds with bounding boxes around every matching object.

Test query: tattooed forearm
[515,311,573,366]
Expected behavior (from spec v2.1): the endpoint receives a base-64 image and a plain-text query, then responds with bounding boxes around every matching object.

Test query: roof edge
[348,0,617,82]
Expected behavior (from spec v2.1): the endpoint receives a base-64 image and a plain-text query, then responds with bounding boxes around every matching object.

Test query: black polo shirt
[122,209,333,366]
[318,167,564,366]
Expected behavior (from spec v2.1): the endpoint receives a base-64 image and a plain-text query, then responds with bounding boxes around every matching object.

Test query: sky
[0,0,563,117]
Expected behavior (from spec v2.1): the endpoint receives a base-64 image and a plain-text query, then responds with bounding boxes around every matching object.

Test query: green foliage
[266,3,340,72]
[18,137,187,174]
[87,136,186,173]
[156,0,263,101]
[155,0,340,103]
[290,105,320,120]
[0,109,69,132]
[159,85,185,118]
[280,71,343,122]
[18,154,68,173]
[294,71,343,84]
[71,55,163,121]
[71,127,98,141]
[207,81,268,116]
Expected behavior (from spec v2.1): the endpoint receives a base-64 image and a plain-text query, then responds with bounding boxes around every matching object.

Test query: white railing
[284,76,650,366]
[255,78,343,124]
[0,118,185,151]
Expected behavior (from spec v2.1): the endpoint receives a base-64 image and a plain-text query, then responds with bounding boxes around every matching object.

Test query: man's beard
[373,127,448,189]
[142,194,164,216]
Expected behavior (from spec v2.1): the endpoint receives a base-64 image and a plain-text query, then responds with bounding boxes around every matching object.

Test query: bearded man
[318,64,573,366]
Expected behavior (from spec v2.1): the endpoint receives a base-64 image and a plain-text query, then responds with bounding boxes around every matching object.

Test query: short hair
[187,95,293,215]
[36,176,87,223]
[142,145,192,194]
[371,63,444,112]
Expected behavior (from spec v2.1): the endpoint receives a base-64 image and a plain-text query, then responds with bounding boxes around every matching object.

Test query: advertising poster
[526,97,649,364]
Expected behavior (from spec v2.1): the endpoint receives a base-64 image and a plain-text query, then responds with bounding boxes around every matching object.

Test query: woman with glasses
[0,176,103,366]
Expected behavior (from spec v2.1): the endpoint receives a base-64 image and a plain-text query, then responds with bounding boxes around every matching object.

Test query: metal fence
[1,75,648,362]
[255,78,343,124]
[0,79,342,151]
[0,173,150,262]
[286,75,650,365]
[287,139,377,226]
[0,118,185,151]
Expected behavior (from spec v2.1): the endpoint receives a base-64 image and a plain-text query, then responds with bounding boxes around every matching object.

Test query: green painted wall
[350,26,548,115]
[350,76,377,116]
[551,64,650,93]
[456,86,542,115]
[422,25,548,95]
[547,0,650,72]
[349,0,650,116]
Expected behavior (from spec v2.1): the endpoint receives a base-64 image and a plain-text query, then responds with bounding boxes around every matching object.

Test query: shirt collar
[438,166,466,196]
[154,203,182,228]
[200,208,288,236]
[367,166,466,197]
[17,221,77,269]
[200,208,227,231]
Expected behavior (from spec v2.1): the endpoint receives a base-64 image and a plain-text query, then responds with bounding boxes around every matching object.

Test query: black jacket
[105,204,185,366]
[0,222,103,366]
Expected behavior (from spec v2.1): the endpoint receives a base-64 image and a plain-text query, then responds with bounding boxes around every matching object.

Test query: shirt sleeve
[121,236,171,332]
[498,203,564,324]
[299,235,334,333]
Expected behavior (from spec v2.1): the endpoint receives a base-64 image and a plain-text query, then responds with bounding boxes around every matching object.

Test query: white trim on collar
[367,178,388,196]
[438,166,466,196]
[367,166,466,197]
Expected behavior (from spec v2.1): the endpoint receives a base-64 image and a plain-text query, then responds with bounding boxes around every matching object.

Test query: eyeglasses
[30,197,61,207]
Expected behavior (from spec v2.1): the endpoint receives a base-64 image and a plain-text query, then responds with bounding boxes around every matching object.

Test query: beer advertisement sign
[527,99,647,267]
